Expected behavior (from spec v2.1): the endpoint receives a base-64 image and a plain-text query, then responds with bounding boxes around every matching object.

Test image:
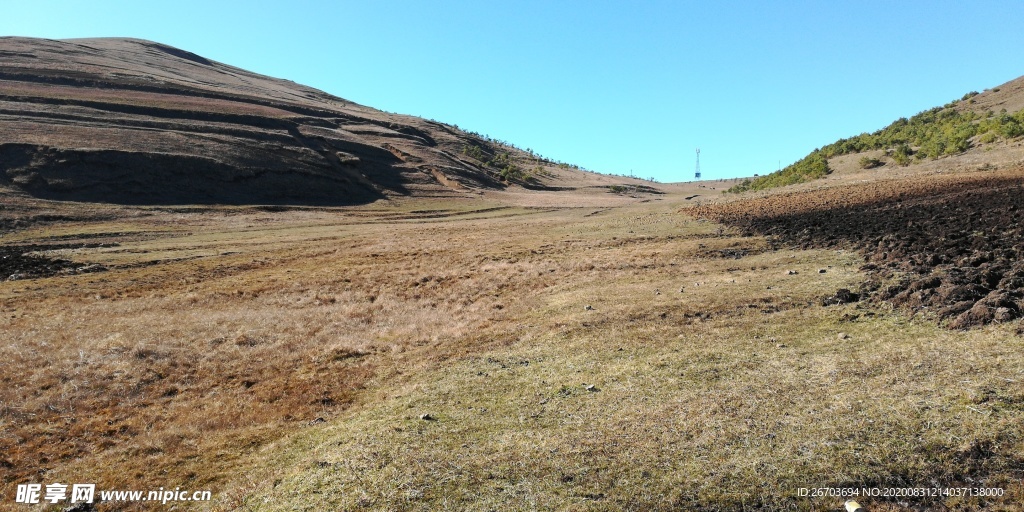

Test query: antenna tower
[694,148,701,180]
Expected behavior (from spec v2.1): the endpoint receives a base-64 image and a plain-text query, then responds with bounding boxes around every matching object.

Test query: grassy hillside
[729,86,1024,193]
[0,37,618,205]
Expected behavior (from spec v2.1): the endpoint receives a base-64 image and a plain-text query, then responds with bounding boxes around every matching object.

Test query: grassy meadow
[1,191,1021,511]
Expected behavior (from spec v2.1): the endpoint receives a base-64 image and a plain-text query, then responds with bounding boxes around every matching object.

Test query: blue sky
[3,1,1023,181]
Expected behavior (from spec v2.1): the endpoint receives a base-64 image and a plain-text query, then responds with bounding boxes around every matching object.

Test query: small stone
[419,413,436,421]
[584,305,595,311]
[818,269,827,274]
[776,343,786,348]
[787,270,798,275]
[584,384,598,392]
[838,332,850,340]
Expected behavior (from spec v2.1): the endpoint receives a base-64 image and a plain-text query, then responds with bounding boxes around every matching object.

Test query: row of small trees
[727,151,830,193]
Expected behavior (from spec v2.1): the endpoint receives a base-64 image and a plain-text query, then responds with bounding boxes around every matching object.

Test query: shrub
[859,156,884,169]
[727,151,829,193]
[891,144,913,166]
[462,144,487,162]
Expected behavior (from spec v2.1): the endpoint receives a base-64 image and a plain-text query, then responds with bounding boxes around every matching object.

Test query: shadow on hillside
[0,144,395,207]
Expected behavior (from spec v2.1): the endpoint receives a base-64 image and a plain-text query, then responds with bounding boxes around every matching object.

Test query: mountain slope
[0,37,592,205]
[728,74,1024,193]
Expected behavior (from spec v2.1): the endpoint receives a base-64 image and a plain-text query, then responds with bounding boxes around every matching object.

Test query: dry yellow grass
[1,190,1022,511]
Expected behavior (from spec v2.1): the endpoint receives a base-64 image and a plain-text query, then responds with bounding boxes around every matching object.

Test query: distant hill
[728,75,1024,193]
[0,37,601,205]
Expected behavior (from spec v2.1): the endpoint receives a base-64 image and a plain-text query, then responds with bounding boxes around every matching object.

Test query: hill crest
[0,37,634,205]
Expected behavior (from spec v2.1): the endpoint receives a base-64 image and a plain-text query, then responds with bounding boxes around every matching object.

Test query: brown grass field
[3,35,1024,512]
[1,169,1023,511]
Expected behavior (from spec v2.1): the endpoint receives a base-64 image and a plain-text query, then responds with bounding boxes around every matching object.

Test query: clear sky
[3,1,1023,182]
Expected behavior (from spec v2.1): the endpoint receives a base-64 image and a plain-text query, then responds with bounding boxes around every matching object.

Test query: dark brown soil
[691,169,1024,328]
[1,243,108,280]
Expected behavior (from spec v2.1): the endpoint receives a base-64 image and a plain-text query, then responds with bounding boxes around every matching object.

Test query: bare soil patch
[1,243,107,280]
[691,168,1024,328]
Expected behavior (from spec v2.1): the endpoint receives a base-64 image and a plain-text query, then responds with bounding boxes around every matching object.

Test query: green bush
[462,144,487,162]
[859,156,884,169]
[891,144,913,166]
[728,151,829,193]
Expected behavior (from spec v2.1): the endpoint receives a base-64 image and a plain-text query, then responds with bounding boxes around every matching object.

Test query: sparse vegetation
[461,143,534,183]
[731,91,1024,193]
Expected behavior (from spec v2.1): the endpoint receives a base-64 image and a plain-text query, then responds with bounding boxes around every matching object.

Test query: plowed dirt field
[691,168,1024,329]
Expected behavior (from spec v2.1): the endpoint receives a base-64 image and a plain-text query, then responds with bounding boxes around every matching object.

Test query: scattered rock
[584,384,598,392]
[787,270,799,275]
[838,332,850,340]
[419,413,436,421]
[776,343,786,348]
[584,305,595,311]
[818,269,827,274]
